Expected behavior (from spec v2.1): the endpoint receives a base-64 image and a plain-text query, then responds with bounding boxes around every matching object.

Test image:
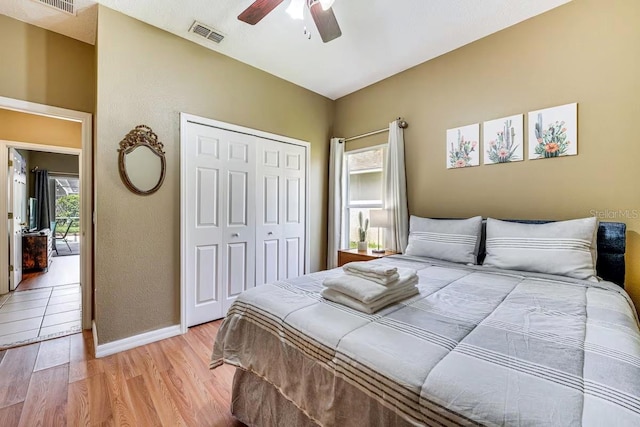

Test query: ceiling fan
[238,0,342,43]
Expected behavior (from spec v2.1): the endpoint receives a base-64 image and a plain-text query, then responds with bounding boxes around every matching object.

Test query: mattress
[211,255,640,426]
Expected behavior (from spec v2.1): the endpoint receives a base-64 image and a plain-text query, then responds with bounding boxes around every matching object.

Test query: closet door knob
[232,233,239,237]
[267,232,273,235]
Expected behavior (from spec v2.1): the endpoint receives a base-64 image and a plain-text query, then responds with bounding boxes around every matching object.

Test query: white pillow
[483,217,598,281]
[405,216,483,264]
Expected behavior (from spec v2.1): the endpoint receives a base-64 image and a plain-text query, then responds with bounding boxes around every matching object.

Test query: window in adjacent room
[49,175,80,248]
[345,145,386,249]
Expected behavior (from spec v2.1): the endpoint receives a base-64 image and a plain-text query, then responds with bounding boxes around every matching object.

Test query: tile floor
[0,283,81,347]
[17,254,80,291]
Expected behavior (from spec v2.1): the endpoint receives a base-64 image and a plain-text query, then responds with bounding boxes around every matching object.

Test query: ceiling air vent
[33,0,75,15]
[189,21,225,44]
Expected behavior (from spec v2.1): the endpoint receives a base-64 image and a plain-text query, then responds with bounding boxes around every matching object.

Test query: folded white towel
[343,262,397,277]
[345,270,400,285]
[321,286,419,314]
[323,269,418,304]
[344,266,416,286]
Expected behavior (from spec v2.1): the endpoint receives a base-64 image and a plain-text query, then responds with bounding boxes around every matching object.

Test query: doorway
[0,96,92,350]
[16,151,81,288]
[50,174,81,257]
[1,148,82,348]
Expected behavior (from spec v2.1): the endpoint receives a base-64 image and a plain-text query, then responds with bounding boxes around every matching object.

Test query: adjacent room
[0,109,83,349]
[1,0,639,425]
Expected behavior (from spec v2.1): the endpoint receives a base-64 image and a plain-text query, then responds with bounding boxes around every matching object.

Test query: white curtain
[327,137,346,269]
[384,120,409,253]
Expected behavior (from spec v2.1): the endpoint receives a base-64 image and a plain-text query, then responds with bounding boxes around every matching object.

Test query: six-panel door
[185,123,256,326]
[185,121,307,326]
[256,139,306,286]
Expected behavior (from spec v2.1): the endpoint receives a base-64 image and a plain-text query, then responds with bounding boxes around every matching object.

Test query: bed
[211,219,640,426]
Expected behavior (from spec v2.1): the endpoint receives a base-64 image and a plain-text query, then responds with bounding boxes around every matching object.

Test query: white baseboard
[94,324,183,358]
[92,321,99,357]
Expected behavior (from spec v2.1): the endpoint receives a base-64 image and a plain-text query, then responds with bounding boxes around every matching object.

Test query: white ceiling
[0,0,97,44]
[1,0,571,100]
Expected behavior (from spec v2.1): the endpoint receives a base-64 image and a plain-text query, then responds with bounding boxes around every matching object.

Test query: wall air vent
[33,0,75,15]
[189,21,225,44]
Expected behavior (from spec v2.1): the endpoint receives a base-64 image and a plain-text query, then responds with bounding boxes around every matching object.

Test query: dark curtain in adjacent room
[34,169,51,231]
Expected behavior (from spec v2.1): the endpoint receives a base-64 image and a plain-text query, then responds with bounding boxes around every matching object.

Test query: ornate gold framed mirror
[118,125,166,196]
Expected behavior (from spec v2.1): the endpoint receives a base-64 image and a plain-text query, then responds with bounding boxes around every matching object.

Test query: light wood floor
[17,255,80,291]
[0,320,243,426]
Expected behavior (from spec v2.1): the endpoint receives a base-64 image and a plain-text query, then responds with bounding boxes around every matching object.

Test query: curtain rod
[343,128,388,142]
[49,171,79,177]
[341,118,408,142]
[30,166,78,176]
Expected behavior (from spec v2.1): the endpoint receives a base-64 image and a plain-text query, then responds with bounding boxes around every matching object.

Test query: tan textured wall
[95,6,334,344]
[0,109,82,149]
[0,14,95,113]
[27,151,79,198]
[0,108,82,233]
[28,151,79,175]
[334,0,640,308]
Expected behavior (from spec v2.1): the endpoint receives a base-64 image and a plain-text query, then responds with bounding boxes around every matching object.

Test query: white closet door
[256,140,306,285]
[281,143,306,279]
[256,140,283,285]
[221,133,256,314]
[185,123,255,326]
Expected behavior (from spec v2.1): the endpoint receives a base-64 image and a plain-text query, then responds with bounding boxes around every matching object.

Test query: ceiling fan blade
[238,0,285,25]
[310,2,342,43]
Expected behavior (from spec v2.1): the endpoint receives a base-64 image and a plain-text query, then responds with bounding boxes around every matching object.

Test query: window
[49,175,80,240]
[345,146,386,249]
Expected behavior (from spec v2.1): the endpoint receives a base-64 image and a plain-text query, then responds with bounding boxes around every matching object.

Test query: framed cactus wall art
[483,114,523,164]
[446,123,479,169]
[528,103,577,159]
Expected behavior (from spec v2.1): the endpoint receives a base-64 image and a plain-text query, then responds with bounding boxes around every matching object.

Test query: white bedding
[212,255,640,426]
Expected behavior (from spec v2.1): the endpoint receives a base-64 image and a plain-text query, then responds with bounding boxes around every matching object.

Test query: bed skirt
[231,369,317,427]
[231,367,418,427]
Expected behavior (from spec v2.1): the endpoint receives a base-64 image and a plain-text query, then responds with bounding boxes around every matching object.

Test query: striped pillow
[405,216,483,264]
[483,217,598,281]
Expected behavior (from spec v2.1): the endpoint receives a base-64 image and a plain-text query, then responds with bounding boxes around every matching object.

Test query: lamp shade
[369,209,389,228]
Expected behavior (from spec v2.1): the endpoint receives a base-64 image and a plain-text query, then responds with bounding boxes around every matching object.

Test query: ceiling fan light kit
[239,0,342,43]
[319,0,336,11]
[285,0,305,20]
